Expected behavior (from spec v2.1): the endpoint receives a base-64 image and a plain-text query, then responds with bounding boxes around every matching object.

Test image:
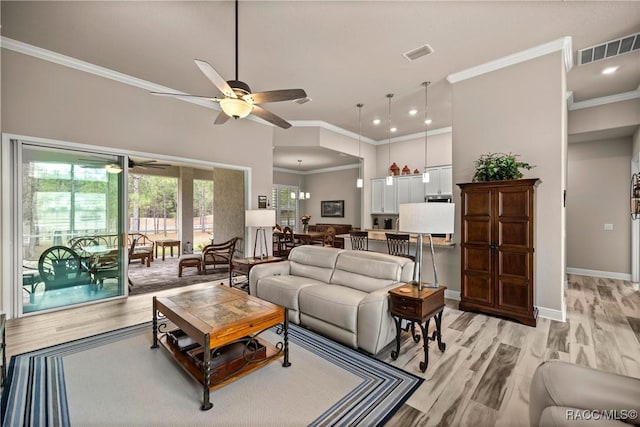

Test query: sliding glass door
[17,141,126,314]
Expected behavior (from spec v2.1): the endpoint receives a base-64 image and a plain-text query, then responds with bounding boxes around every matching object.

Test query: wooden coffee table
[151,285,290,410]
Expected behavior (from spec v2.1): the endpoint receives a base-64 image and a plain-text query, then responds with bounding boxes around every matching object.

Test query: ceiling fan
[79,157,171,171]
[151,0,307,129]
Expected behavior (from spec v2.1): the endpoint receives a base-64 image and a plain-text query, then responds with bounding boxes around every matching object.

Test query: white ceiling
[2,1,639,171]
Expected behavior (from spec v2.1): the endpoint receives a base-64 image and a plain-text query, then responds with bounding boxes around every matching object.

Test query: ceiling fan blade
[243,89,307,104]
[194,59,236,98]
[150,92,221,102]
[214,111,231,125]
[251,105,292,129]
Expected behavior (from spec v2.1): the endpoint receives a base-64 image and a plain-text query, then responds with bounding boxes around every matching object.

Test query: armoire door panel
[497,279,531,312]
[463,274,493,305]
[464,246,491,273]
[465,191,492,216]
[498,189,530,217]
[498,251,530,279]
[464,218,491,245]
[498,221,530,247]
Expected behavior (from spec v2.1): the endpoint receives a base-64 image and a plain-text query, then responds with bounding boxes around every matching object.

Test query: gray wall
[305,168,361,228]
[451,52,567,315]
[567,138,632,273]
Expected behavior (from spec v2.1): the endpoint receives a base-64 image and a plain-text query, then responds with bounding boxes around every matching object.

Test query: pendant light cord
[387,94,393,173]
[357,103,363,178]
[423,81,430,170]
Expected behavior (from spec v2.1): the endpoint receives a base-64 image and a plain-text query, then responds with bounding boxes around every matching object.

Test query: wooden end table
[388,284,447,372]
[151,285,290,410]
[229,256,284,294]
[155,238,181,261]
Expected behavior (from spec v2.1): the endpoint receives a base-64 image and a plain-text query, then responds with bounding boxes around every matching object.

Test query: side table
[229,256,284,294]
[388,284,447,372]
[155,239,181,261]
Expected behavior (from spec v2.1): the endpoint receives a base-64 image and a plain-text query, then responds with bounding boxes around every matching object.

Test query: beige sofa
[249,245,414,355]
[530,360,640,426]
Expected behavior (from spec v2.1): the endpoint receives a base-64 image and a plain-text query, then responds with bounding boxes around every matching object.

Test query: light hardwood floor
[5,274,640,426]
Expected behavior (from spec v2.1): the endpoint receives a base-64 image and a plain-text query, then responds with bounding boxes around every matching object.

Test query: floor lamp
[245,209,276,259]
[399,203,455,291]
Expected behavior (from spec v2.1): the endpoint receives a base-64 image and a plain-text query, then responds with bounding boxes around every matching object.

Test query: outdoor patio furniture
[202,237,238,273]
[178,254,202,277]
[37,246,92,292]
[128,237,152,267]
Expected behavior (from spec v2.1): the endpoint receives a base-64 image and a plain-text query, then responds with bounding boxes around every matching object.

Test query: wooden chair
[127,233,154,262]
[202,237,238,274]
[385,233,415,261]
[280,227,297,256]
[323,226,336,247]
[349,231,369,251]
[37,246,92,292]
[128,237,152,267]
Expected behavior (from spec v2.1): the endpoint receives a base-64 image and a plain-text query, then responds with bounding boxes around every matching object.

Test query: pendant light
[422,81,431,183]
[356,103,364,189]
[295,160,309,200]
[386,93,394,186]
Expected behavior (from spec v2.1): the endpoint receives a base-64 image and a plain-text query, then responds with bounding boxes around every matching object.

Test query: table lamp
[399,203,455,290]
[245,209,276,259]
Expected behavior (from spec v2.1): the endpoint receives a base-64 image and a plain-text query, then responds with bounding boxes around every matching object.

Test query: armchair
[202,237,238,274]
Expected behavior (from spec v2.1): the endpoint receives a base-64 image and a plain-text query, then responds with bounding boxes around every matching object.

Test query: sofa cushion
[330,250,413,293]
[255,275,324,314]
[298,284,366,333]
[288,246,344,283]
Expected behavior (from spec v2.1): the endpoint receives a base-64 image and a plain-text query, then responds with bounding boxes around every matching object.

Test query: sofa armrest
[357,282,401,354]
[248,261,291,296]
[530,361,640,427]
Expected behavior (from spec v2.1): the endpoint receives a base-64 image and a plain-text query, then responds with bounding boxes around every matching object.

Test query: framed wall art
[321,200,344,218]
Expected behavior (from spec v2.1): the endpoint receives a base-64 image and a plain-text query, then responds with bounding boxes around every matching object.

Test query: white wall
[304,168,360,228]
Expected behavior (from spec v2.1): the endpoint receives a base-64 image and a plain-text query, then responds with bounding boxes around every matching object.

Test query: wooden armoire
[457,178,540,326]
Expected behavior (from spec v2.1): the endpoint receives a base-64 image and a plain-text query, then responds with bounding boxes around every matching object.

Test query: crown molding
[447,37,573,84]
[289,120,378,145]
[568,85,640,111]
[274,163,359,175]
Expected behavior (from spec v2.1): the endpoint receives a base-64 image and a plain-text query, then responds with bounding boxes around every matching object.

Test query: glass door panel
[21,144,126,313]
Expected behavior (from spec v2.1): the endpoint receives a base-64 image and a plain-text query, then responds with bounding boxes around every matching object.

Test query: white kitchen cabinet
[371,178,397,214]
[397,175,426,205]
[424,165,452,196]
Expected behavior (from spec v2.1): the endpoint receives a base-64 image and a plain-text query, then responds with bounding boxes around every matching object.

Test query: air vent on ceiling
[403,44,434,62]
[578,32,640,66]
[294,97,312,104]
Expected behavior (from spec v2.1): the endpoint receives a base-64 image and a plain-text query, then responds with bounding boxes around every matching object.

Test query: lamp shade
[220,98,253,119]
[245,209,275,228]
[399,203,455,234]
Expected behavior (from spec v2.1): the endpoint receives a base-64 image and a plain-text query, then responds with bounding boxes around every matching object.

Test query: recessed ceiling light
[425,119,432,125]
[390,127,397,133]
[409,109,418,116]
[373,119,381,125]
[602,66,619,74]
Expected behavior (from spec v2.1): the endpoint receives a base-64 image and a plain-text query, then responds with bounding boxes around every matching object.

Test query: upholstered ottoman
[178,254,202,277]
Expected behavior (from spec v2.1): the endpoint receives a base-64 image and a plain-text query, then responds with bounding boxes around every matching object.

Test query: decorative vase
[303,223,309,233]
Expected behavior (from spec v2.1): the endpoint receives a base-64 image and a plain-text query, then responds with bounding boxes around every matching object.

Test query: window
[128,174,177,239]
[271,185,298,228]
[193,179,214,251]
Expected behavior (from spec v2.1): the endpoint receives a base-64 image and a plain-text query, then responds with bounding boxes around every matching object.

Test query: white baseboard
[566,267,632,281]
[537,305,566,322]
[444,289,460,301]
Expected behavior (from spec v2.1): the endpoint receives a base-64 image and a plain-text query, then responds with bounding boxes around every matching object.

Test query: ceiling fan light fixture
[105,164,123,174]
[220,97,253,119]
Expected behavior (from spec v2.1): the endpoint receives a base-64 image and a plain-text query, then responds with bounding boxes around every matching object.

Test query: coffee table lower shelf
[158,334,282,392]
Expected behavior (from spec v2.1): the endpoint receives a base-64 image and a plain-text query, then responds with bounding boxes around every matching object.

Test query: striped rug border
[2,322,422,426]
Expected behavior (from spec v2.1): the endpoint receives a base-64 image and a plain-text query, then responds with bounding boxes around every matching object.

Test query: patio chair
[128,237,152,267]
[37,246,92,292]
[385,233,415,261]
[202,237,238,274]
[349,231,369,251]
[89,251,120,288]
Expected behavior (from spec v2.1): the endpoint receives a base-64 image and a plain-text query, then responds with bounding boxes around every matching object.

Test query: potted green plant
[473,152,534,182]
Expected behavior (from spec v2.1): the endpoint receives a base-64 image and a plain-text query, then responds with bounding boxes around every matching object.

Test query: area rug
[2,323,422,426]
